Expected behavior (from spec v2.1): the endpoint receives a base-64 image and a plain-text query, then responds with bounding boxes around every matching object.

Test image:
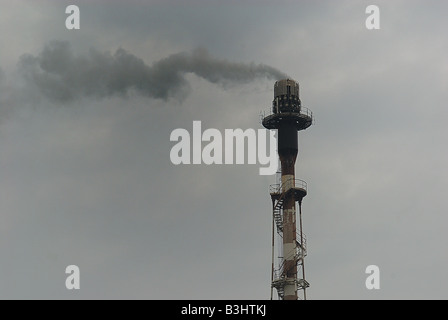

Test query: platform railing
[260,106,313,123]
[269,178,307,194]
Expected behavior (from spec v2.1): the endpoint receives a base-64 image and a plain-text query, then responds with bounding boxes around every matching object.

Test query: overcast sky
[1,0,447,299]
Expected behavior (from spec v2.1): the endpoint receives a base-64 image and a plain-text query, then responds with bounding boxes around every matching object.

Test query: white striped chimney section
[282,174,297,300]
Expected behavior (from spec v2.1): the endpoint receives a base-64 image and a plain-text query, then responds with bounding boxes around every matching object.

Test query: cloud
[18,41,287,102]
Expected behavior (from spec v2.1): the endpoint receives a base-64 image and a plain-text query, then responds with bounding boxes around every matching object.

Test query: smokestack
[263,79,312,300]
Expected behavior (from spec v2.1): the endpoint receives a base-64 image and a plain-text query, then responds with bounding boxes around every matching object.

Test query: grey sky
[0,0,447,299]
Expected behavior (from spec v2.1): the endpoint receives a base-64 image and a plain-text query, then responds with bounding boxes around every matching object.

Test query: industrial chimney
[262,79,312,300]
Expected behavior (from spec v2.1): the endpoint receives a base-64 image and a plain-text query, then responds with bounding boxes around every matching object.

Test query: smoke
[18,41,287,102]
[0,67,22,123]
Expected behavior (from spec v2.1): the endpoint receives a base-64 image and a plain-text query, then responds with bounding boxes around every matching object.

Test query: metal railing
[260,106,314,124]
[269,178,307,194]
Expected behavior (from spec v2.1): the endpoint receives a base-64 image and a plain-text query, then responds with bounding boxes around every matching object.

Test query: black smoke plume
[19,41,287,102]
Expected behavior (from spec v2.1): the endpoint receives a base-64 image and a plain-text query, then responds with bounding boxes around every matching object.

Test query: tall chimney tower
[262,79,312,300]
